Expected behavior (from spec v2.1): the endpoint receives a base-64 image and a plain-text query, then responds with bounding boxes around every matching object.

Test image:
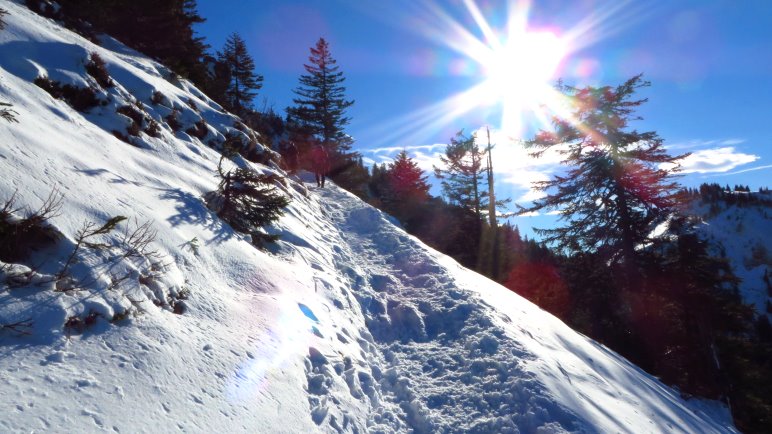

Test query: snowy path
[308,185,588,433]
[291,184,736,434]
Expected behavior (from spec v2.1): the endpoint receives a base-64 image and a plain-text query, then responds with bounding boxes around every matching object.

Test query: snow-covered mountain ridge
[0,2,737,432]
[689,193,772,319]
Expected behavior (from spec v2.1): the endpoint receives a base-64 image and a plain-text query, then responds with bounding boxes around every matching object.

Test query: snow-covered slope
[690,196,772,319]
[0,2,737,432]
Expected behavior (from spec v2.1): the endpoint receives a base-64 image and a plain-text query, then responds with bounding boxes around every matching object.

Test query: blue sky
[197,0,772,237]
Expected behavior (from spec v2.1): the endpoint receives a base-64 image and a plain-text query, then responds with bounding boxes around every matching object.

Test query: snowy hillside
[0,2,738,432]
[690,194,772,319]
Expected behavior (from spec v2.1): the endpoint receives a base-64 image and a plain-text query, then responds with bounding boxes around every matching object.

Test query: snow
[689,197,772,319]
[0,1,738,432]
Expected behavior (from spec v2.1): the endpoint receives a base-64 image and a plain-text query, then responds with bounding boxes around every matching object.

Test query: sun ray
[351,0,639,149]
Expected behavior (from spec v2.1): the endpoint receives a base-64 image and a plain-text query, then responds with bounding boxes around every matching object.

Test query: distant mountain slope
[689,190,772,319]
[0,1,737,432]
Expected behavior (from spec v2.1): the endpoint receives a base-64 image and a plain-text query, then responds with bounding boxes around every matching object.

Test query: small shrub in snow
[85,52,113,88]
[186,119,208,140]
[111,129,134,146]
[165,109,182,132]
[186,97,198,112]
[183,237,200,255]
[0,8,8,30]
[0,190,62,263]
[144,119,161,138]
[110,309,135,323]
[63,311,100,335]
[150,90,165,106]
[117,103,143,125]
[0,102,18,123]
[56,216,126,283]
[34,76,102,112]
[208,152,289,246]
[117,219,160,261]
[0,318,33,336]
[126,120,141,137]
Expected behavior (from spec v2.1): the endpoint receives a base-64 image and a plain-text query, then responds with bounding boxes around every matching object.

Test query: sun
[410,0,570,138]
[481,31,565,104]
[358,0,624,149]
[478,30,566,135]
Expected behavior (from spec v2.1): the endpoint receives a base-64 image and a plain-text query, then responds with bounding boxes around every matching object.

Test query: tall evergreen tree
[434,130,488,222]
[386,151,430,203]
[521,74,685,278]
[287,37,354,157]
[219,33,262,115]
[381,151,430,230]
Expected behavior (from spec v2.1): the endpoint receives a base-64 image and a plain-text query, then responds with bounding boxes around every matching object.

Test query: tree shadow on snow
[159,188,235,245]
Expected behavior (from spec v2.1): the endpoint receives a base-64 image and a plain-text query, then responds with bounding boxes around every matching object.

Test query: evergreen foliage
[28,0,209,83]
[0,190,62,263]
[377,151,431,231]
[85,52,113,89]
[434,131,488,222]
[34,76,102,112]
[211,150,290,246]
[0,102,17,123]
[0,7,8,30]
[287,37,354,158]
[386,151,430,203]
[219,33,263,115]
[522,74,685,274]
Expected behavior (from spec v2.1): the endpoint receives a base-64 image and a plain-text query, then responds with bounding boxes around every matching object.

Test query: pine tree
[219,33,263,115]
[209,148,290,246]
[287,37,354,158]
[381,151,430,230]
[521,75,685,279]
[386,151,430,203]
[433,130,488,222]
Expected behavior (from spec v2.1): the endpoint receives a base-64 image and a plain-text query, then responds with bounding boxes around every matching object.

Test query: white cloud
[674,146,759,173]
[362,127,567,206]
[516,211,541,217]
[666,138,746,150]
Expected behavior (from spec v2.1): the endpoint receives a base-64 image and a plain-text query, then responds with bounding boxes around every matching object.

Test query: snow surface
[690,197,772,319]
[0,2,738,432]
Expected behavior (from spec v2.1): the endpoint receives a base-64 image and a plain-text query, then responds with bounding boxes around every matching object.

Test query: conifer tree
[211,151,289,246]
[219,33,263,115]
[434,131,488,222]
[521,74,685,278]
[380,151,430,229]
[287,37,354,157]
[386,151,430,203]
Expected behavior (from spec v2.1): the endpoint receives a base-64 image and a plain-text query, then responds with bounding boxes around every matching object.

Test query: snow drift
[0,2,737,432]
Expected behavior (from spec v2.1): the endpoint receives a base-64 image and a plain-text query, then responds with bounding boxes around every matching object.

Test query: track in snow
[304,184,587,434]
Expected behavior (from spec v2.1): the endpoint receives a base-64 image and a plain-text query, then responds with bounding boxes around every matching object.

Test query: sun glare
[360,0,626,149]
[482,31,564,101]
[478,29,566,135]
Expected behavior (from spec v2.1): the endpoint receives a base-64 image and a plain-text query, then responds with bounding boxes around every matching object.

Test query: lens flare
[356,0,644,149]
